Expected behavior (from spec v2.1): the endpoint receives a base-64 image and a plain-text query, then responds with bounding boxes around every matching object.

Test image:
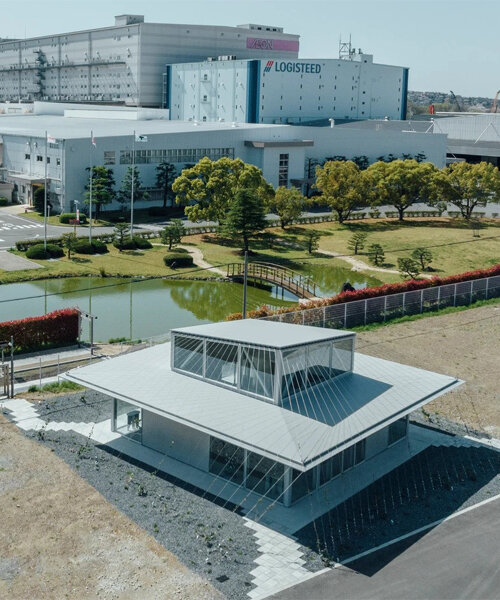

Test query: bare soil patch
[0,415,223,600]
[356,304,500,438]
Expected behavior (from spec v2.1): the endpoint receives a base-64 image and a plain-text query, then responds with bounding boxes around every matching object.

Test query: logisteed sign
[263,60,322,74]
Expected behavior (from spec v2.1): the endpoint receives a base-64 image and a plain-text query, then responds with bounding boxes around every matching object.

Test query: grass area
[22,210,112,227]
[27,380,84,394]
[351,295,500,332]
[0,241,214,284]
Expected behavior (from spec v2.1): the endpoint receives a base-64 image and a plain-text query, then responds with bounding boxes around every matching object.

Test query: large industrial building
[0,16,299,107]
[165,51,408,124]
[0,104,446,212]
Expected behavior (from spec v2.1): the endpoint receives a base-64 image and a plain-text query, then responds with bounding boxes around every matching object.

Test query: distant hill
[408,91,496,114]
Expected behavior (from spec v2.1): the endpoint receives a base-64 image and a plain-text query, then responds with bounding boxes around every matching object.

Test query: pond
[0,264,380,342]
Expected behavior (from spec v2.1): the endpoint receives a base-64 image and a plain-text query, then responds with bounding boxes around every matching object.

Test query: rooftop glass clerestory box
[170,319,355,405]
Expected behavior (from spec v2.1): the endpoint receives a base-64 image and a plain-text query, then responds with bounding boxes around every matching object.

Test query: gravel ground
[11,389,500,598]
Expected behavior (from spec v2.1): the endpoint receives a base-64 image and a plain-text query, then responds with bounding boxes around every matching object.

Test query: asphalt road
[270,497,500,600]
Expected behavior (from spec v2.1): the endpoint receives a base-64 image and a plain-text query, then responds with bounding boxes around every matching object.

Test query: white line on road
[262,494,500,599]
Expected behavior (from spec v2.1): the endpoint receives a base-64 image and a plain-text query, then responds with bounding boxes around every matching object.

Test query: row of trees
[315,159,500,222]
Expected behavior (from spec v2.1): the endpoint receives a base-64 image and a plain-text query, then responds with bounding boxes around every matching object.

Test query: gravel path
[179,245,227,277]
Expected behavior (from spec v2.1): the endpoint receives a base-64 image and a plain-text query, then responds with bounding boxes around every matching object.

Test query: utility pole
[89,130,93,244]
[131,131,135,237]
[9,337,14,398]
[242,251,248,319]
[44,131,48,250]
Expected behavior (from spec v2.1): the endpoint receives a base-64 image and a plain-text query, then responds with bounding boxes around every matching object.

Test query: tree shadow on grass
[70,257,91,264]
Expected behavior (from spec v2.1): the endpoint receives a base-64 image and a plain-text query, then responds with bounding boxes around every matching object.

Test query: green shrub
[59,212,87,224]
[113,237,136,250]
[74,239,109,254]
[0,197,8,206]
[163,252,194,268]
[133,235,153,249]
[26,243,64,260]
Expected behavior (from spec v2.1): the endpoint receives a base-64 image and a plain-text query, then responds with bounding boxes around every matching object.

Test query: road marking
[262,494,500,599]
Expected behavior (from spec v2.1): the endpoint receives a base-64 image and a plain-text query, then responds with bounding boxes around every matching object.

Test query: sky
[0,0,498,97]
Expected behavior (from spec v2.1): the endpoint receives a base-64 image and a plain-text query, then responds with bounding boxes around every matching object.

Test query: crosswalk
[0,221,44,231]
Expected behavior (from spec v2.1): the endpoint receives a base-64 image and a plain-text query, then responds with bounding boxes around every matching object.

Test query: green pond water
[0,264,380,342]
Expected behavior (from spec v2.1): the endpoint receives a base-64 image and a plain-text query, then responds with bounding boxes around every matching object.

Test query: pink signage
[246,37,299,52]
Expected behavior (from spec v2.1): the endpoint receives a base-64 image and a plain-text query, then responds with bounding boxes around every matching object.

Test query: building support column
[283,466,293,507]
[111,397,117,432]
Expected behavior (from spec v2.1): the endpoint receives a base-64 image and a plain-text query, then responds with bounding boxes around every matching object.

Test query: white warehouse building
[0,105,446,212]
[0,16,299,107]
[165,51,408,124]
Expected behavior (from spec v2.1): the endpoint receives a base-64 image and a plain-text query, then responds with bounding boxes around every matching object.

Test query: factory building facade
[0,16,299,107]
[0,105,446,213]
[165,52,408,124]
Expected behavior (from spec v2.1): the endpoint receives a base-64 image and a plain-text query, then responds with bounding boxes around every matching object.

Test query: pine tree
[223,188,267,253]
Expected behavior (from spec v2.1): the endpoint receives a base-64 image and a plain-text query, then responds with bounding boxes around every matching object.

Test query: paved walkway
[0,250,43,271]
[178,245,226,276]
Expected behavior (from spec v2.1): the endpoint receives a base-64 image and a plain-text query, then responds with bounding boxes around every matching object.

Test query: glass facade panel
[209,438,244,484]
[205,341,238,387]
[119,147,234,165]
[388,417,407,445]
[240,347,275,399]
[291,468,316,503]
[173,335,204,376]
[332,337,353,374]
[246,452,284,500]
[319,452,342,485]
[342,445,355,471]
[355,439,366,464]
[115,399,142,443]
[281,346,307,399]
[307,342,333,386]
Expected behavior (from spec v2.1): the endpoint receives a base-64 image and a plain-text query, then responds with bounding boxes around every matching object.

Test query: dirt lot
[356,303,500,438]
[0,416,223,600]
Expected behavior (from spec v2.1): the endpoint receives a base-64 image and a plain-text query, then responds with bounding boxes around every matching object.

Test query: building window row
[119,147,235,165]
[278,153,289,187]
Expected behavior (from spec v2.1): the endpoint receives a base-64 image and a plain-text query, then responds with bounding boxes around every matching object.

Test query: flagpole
[131,130,135,237]
[89,130,93,244]
[44,130,48,250]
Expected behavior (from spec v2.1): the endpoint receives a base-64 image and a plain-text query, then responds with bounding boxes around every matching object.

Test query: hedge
[59,212,88,224]
[113,237,137,250]
[74,239,109,254]
[164,252,194,268]
[133,235,153,249]
[26,243,64,260]
[0,197,8,206]
[226,263,500,321]
[0,308,80,352]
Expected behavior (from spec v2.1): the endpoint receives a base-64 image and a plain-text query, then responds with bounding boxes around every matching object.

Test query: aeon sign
[246,38,300,52]
[264,60,322,74]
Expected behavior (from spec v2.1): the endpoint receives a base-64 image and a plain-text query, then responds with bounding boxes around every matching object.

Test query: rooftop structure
[65,320,461,509]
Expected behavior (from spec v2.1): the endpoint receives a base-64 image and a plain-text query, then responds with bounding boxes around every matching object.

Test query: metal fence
[262,275,500,329]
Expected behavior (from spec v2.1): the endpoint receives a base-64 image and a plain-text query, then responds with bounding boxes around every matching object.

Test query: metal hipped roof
[171,319,353,349]
[64,341,462,471]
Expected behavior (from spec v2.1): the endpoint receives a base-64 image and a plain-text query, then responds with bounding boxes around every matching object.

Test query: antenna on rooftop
[339,34,353,60]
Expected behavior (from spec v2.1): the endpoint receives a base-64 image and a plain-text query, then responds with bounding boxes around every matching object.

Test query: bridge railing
[226,262,317,298]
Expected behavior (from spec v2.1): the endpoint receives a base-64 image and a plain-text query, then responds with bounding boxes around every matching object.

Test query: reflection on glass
[206,341,238,386]
[240,347,275,398]
[281,347,307,399]
[319,452,342,485]
[291,468,316,503]
[115,398,142,442]
[209,437,244,484]
[332,338,353,373]
[246,452,284,500]
[388,417,408,445]
[173,335,204,375]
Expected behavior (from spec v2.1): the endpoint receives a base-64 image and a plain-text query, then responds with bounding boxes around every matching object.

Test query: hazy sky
[0,0,497,97]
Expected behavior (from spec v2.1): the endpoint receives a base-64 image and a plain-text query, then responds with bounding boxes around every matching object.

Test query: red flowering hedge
[226,264,500,321]
[0,308,80,352]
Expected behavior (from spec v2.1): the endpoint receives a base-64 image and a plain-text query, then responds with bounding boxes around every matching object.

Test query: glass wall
[291,468,316,503]
[319,452,342,486]
[114,399,142,443]
[246,452,284,500]
[332,337,354,374]
[240,346,275,398]
[388,417,408,445]
[209,438,244,484]
[318,439,366,488]
[206,341,238,387]
[173,335,204,376]
[281,346,307,399]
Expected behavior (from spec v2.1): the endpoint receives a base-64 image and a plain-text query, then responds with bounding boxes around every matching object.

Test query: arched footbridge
[226,262,317,300]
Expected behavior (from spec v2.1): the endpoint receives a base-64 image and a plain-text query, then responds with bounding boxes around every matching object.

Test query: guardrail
[262,274,500,329]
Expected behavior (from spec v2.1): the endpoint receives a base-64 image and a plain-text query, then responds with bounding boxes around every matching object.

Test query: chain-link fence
[262,275,500,329]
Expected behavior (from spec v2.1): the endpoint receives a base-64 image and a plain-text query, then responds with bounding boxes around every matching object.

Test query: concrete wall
[141,410,210,472]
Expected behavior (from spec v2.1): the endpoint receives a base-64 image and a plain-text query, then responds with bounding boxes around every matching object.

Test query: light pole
[74,200,79,235]
[43,131,48,250]
[242,251,248,319]
[89,130,93,245]
[131,131,136,237]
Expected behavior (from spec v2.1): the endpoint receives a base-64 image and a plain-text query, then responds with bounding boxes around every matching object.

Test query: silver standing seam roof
[64,336,462,471]
[172,319,353,349]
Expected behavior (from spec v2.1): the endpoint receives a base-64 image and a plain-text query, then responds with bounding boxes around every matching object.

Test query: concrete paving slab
[0,250,43,271]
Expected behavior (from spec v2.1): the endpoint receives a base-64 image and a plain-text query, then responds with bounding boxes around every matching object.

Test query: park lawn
[0,243,209,284]
[274,219,500,278]
[22,210,113,227]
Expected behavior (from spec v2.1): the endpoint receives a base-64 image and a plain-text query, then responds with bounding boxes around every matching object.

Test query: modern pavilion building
[65,320,461,511]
